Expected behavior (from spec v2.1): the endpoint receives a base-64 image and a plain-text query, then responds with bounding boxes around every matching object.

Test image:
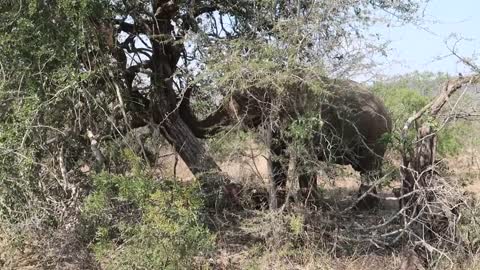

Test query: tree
[107,0,426,193]
[0,0,429,218]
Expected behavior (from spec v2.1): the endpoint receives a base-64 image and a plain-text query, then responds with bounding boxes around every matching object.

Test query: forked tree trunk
[148,1,228,199]
[89,1,227,203]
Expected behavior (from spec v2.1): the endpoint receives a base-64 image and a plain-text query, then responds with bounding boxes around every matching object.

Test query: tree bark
[159,118,220,175]
[147,1,228,194]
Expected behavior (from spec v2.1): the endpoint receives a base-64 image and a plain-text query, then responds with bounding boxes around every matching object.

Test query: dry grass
[202,142,480,270]
[208,208,407,270]
[207,198,480,269]
[0,218,97,270]
[2,143,480,269]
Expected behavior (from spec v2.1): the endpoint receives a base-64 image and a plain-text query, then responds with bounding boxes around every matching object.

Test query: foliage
[0,96,41,221]
[437,122,476,156]
[372,85,430,124]
[208,129,256,160]
[287,114,324,145]
[288,214,305,236]
[0,0,138,227]
[187,0,428,114]
[82,171,214,269]
[458,198,480,255]
[0,0,117,222]
[375,71,449,97]
[372,73,475,157]
[285,113,325,169]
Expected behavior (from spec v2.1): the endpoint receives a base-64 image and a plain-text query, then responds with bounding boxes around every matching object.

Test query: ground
[1,142,478,269]
[154,141,480,269]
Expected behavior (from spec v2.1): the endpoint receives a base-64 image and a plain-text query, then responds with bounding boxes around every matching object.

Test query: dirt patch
[154,143,269,183]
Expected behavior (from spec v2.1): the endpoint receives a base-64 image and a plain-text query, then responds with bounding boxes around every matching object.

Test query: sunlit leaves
[83,172,213,270]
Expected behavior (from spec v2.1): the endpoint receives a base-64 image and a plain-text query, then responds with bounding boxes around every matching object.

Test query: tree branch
[402,75,480,141]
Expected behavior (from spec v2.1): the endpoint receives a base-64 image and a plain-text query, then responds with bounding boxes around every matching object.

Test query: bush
[82,171,214,269]
[372,86,429,124]
[458,198,480,255]
[372,82,474,157]
[437,122,479,157]
[208,129,255,160]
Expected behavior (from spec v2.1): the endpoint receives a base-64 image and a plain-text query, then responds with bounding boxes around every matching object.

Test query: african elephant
[265,79,392,208]
[181,77,392,208]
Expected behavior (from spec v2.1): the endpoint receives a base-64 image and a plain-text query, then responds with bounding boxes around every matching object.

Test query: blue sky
[375,0,480,76]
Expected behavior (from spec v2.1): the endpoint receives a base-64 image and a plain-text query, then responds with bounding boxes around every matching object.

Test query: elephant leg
[268,132,289,207]
[299,171,319,203]
[348,147,382,210]
[271,133,288,189]
[298,158,320,204]
[355,170,380,210]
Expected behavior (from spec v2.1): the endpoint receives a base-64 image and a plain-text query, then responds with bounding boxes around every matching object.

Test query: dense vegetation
[1,0,480,269]
[372,72,480,157]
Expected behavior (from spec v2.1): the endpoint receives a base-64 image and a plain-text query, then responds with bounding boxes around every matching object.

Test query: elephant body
[268,79,392,208]
[183,77,392,208]
[317,79,391,176]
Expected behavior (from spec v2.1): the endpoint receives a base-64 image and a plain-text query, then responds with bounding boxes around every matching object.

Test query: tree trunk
[159,118,220,175]
[158,117,228,200]
[286,150,300,204]
[147,1,227,199]
[93,1,234,206]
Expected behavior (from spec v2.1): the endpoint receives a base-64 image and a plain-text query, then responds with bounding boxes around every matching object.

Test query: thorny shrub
[81,170,214,269]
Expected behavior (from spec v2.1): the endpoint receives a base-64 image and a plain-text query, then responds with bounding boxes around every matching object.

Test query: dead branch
[57,144,69,192]
[402,75,480,141]
[87,130,106,172]
[398,74,480,265]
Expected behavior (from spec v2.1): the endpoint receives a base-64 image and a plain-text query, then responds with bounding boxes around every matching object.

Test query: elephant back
[318,79,392,173]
